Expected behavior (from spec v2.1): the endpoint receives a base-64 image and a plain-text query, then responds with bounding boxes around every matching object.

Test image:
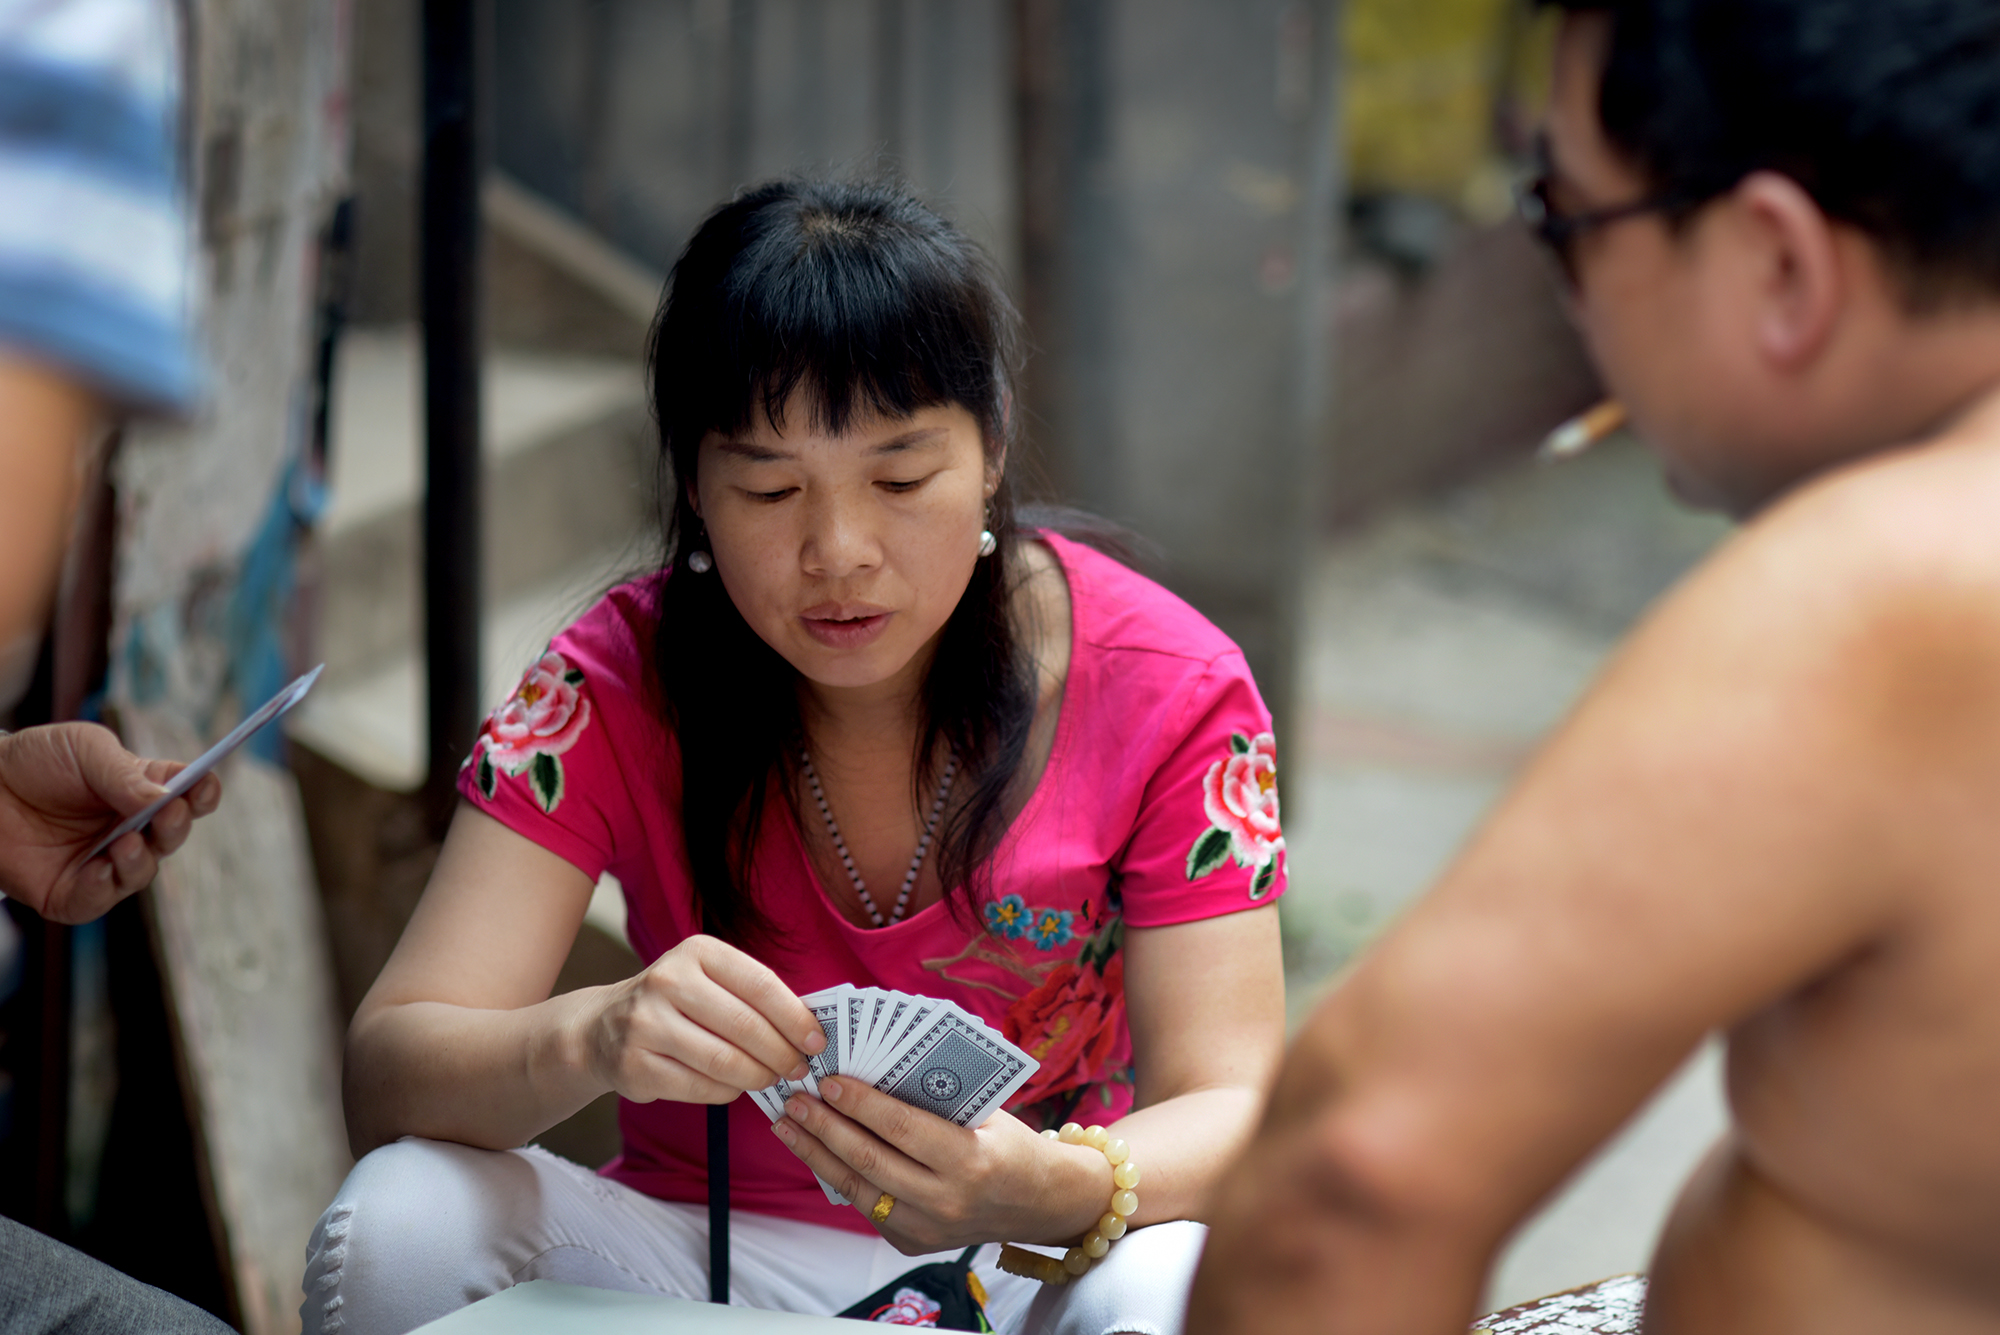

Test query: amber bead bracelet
[995,1123,1142,1285]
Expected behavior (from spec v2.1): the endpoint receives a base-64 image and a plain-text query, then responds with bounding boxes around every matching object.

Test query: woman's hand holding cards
[773,1080,1113,1254]
[580,934,824,1105]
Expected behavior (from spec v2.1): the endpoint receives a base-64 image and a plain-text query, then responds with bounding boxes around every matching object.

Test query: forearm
[0,355,98,647]
[1191,1103,1496,1335]
[1191,1006,1507,1335]
[1108,1082,1265,1228]
[342,987,612,1157]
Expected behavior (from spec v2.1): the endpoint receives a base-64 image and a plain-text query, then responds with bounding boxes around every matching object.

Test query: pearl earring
[687,550,714,573]
[978,529,997,558]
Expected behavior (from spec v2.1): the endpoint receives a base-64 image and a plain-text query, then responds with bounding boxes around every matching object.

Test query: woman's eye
[879,477,928,493]
[749,487,795,502]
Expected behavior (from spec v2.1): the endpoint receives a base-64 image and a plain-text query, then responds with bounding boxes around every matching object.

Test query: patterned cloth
[1473,1275,1647,1335]
[0,0,200,412]
[459,532,1288,1233]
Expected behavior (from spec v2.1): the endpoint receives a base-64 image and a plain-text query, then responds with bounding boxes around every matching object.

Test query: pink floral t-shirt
[458,532,1287,1234]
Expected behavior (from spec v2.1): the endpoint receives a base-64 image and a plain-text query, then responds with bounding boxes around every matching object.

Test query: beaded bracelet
[995,1122,1141,1284]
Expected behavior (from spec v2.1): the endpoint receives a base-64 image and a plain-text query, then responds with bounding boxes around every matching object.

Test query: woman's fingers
[625,1047,750,1105]
[627,1007,792,1096]
[672,978,811,1083]
[594,941,811,1104]
[818,1076,963,1167]
[692,939,826,1059]
[771,1106,883,1209]
[778,1089,932,1204]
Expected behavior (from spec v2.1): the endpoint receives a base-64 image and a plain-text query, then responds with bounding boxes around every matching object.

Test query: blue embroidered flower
[1030,908,1074,951]
[983,894,1030,940]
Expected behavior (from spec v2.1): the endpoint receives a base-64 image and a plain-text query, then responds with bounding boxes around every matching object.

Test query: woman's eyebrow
[713,426,948,461]
[714,438,794,463]
[870,427,950,456]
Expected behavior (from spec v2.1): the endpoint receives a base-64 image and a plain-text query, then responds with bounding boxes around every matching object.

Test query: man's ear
[1733,171,1843,372]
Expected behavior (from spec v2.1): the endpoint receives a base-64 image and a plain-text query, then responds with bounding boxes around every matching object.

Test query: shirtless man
[1188,2,2000,1332]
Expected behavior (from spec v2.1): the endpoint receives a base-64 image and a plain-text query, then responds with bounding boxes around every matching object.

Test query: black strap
[707,1102,729,1302]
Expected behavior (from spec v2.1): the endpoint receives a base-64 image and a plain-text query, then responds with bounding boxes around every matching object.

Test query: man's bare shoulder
[1347,414,2000,1061]
[1768,403,2000,583]
[1636,417,2000,732]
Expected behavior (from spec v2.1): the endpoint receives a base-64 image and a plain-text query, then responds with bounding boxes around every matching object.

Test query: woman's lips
[799,611,892,649]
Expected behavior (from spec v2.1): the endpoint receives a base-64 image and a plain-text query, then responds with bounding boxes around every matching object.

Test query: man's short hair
[1543,0,2000,308]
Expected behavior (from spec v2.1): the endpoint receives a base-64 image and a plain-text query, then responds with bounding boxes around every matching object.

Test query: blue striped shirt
[0,0,200,414]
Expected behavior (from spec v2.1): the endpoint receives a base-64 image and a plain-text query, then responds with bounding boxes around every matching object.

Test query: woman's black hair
[645,178,1035,944]
[1541,0,2000,307]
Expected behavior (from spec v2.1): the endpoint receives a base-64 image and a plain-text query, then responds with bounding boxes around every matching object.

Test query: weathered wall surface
[111,2,353,1331]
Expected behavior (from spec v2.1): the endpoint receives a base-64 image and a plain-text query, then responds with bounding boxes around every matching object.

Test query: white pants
[301,1139,1205,1335]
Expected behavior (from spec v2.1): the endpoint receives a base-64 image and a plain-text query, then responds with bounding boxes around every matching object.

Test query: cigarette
[1536,399,1627,463]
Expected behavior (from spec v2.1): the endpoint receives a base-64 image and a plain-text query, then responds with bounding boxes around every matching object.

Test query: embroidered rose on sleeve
[1186,731,1283,898]
[472,650,592,814]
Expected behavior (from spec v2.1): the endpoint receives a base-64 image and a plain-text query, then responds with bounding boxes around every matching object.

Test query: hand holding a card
[579,934,827,1106]
[755,985,1111,1254]
[774,1073,1113,1255]
[0,721,222,924]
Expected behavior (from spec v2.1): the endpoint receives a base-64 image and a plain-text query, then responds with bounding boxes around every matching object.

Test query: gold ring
[870,1192,896,1225]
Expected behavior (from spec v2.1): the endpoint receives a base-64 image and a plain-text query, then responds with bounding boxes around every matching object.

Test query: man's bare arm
[0,352,100,650]
[1189,459,2000,1335]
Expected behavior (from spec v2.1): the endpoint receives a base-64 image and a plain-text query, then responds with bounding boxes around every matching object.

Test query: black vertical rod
[707,1103,730,1302]
[421,0,483,823]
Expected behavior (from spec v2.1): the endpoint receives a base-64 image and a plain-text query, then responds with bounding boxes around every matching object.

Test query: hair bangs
[665,181,1010,452]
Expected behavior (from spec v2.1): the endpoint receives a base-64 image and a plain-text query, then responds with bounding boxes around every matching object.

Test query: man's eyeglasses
[1515,146,1682,282]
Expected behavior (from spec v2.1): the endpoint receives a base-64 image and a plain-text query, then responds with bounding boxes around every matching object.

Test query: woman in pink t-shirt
[307,180,1285,1335]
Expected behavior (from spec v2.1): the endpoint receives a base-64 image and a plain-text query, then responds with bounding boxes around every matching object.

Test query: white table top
[413,1282,866,1334]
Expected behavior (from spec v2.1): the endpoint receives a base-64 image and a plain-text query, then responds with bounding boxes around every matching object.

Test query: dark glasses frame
[1515,137,1684,280]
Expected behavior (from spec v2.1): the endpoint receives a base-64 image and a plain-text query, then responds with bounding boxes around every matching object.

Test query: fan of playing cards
[748,985,1040,1205]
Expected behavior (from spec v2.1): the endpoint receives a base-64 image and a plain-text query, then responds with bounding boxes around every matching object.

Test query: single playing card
[747,1084,784,1123]
[800,985,846,1087]
[862,992,914,1077]
[871,996,935,1078]
[84,664,324,862]
[866,992,897,1072]
[842,990,872,1078]
[846,993,872,1077]
[749,1084,847,1204]
[865,1006,1039,1129]
[850,991,880,1076]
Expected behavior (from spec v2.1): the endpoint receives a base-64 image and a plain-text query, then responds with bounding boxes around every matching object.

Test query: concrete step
[298,322,659,793]
[316,326,654,681]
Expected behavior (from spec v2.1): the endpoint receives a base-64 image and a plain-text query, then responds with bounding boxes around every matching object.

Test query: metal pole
[422,0,483,823]
[707,1103,730,1302]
